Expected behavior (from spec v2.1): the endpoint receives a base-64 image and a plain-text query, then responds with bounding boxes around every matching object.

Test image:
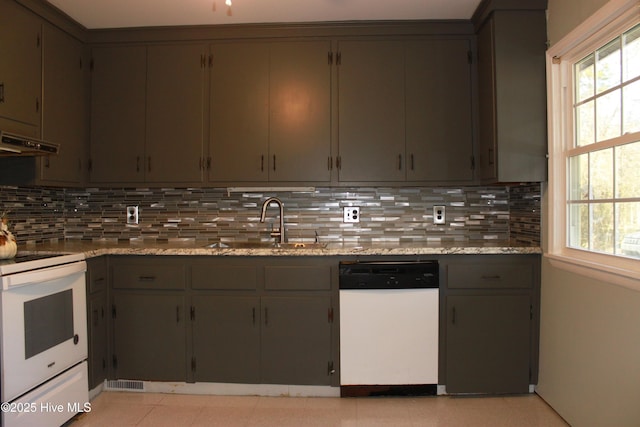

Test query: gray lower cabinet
[445,295,531,393]
[191,258,335,386]
[86,257,108,389]
[112,292,187,381]
[110,257,188,381]
[192,295,261,383]
[108,256,336,386]
[442,255,540,394]
[260,296,332,385]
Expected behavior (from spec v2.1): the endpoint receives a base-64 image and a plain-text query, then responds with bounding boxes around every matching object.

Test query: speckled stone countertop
[18,240,542,258]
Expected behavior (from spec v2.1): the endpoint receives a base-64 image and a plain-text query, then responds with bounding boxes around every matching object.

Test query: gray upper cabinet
[476,9,547,182]
[89,45,147,183]
[41,23,86,185]
[268,41,332,182]
[90,43,207,184]
[208,42,269,182]
[208,40,331,183]
[146,43,207,183]
[406,39,474,182]
[0,0,41,128]
[337,38,475,183]
[337,40,406,182]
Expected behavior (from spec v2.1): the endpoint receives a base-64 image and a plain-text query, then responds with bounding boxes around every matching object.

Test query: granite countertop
[18,240,542,258]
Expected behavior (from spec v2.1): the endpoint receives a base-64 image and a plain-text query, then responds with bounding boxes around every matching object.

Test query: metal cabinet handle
[252,307,256,325]
[261,155,264,172]
[398,154,402,170]
[273,155,276,171]
[411,154,415,171]
[138,276,156,282]
[136,156,140,172]
[176,306,180,323]
[452,306,456,325]
[481,275,501,280]
[264,307,269,326]
[148,157,151,172]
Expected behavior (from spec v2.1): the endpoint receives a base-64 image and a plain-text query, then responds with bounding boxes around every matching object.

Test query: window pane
[623,80,640,134]
[591,202,614,253]
[623,23,640,82]
[615,141,640,198]
[596,39,621,94]
[576,54,595,102]
[576,100,594,146]
[569,154,589,200]
[596,89,621,141]
[569,203,589,249]
[617,202,640,258]
[590,148,613,199]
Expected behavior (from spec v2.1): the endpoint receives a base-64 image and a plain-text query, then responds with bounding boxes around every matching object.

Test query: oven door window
[23,289,74,359]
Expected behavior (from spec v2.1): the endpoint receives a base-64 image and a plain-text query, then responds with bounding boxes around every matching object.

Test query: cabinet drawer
[265,266,331,291]
[112,263,186,290]
[447,261,534,289]
[191,265,258,290]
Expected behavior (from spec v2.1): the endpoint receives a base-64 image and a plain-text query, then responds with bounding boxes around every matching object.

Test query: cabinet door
[446,295,531,393]
[87,294,108,388]
[269,41,331,182]
[477,20,498,182]
[209,42,269,182]
[90,46,146,183]
[0,0,41,126]
[337,40,405,182]
[112,293,186,381]
[146,44,206,183]
[86,257,108,388]
[192,296,260,383]
[478,11,547,182]
[41,23,86,184]
[261,296,332,385]
[406,39,474,182]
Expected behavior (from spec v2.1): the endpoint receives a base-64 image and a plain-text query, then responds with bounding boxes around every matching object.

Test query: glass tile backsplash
[0,184,540,246]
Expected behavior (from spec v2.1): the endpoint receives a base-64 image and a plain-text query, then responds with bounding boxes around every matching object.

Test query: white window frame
[546,0,640,292]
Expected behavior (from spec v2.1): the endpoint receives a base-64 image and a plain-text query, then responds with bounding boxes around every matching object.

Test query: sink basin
[204,241,327,250]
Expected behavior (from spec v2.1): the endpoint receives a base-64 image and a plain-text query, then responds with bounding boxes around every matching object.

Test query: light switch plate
[126,206,139,224]
[343,207,360,223]
[433,205,446,224]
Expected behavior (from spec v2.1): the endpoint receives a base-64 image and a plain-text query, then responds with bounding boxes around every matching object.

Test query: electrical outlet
[433,205,446,224]
[343,206,360,223]
[126,206,139,224]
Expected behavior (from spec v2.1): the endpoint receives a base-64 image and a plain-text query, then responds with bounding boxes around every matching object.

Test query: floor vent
[106,380,145,392]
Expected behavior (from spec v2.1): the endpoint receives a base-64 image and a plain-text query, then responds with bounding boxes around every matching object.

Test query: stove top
[0,253,85,276]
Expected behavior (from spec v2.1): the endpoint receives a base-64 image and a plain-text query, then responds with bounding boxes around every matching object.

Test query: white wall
[538,1,640,426]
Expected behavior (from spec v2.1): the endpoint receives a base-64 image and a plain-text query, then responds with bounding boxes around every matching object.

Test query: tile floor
[69,391,569,426]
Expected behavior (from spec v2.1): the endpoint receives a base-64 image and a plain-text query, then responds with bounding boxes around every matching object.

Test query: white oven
[0,253,89,427]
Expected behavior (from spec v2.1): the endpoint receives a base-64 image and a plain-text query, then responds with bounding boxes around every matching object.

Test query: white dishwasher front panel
[339,288,439,385]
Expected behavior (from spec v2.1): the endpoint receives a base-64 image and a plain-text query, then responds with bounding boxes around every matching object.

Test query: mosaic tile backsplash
[0,184,540,246]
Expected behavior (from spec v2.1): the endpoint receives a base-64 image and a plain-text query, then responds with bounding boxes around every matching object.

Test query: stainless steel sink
[204,241,327,249]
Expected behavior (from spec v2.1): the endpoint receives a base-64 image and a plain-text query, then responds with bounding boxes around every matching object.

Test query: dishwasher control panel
[339,261,438,289]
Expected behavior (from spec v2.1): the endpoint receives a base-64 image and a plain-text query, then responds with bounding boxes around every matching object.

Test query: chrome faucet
[259,197,285,244]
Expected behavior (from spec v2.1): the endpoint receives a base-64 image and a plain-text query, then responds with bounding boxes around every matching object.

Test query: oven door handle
[1,261,87,290]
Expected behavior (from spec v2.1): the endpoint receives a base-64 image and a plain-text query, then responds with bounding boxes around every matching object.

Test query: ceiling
[44,0,483,30]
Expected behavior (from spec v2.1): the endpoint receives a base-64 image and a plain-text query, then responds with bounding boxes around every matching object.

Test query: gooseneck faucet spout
[259,197,285,244]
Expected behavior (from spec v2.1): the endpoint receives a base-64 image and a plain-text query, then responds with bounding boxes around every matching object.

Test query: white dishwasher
[339,261,439,396]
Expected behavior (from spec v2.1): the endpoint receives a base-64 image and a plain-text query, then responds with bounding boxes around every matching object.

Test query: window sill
[545,252,640,293]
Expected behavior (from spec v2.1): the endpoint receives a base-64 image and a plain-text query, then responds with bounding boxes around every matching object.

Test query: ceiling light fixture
[225,0,232,6]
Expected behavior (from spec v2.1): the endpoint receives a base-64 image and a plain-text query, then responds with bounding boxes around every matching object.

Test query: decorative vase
[0,218,17,259]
